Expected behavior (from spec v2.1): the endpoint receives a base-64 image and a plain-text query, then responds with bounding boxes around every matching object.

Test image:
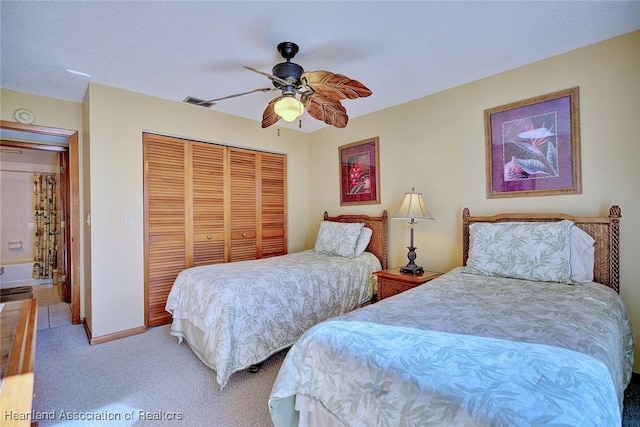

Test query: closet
[143,133,287,327]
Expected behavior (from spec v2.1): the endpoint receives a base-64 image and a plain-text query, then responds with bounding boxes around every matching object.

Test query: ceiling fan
[187,42,372,128]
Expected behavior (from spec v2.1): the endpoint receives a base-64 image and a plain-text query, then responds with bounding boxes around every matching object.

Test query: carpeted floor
[31,323,640,426]
[32,324,284,426]
[625,374,640,427]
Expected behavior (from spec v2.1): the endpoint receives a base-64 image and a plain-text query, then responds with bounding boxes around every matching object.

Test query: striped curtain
[33,173,57,280]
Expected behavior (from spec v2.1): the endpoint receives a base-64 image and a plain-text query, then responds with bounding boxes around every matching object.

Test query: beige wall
[1,31,637,370]
[1,89,83,130]
[309,30,640,372]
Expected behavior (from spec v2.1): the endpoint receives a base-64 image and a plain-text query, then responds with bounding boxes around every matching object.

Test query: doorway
[0,120,80,324]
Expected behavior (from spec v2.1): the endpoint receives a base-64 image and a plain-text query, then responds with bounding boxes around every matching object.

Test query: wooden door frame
[0,120,80,324]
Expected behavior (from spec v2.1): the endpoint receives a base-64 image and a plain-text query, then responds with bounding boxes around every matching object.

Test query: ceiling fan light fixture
[274,95,303,122]
[189,41,371,129]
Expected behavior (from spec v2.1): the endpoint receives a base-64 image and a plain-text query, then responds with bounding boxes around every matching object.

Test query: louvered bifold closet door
[261,153,287,258]
[145,135,287,326]
[228,148,258,262]
[144,134,187,327]
[192,142,226,266]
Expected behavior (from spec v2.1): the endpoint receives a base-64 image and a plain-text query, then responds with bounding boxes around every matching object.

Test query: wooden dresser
[0,298,38,426]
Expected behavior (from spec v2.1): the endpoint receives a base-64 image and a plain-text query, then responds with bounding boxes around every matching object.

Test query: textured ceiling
[2,1,639,133]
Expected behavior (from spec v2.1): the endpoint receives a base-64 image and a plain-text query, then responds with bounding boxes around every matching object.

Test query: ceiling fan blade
[303,93,348,128]
[204,87,275,103]
[261,95,282,128]
[301,71,372,101]
[244,66,292,87]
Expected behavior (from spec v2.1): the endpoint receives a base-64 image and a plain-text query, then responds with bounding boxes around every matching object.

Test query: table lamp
[391,187,434,274]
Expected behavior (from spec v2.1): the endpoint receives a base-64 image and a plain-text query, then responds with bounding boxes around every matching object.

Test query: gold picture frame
[484,87,581,198]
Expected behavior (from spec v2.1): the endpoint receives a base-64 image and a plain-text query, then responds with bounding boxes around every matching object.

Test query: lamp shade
[274,96,303,122]
[391,188,434,221]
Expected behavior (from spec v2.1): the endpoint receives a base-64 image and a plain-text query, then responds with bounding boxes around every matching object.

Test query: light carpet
[32,324,286,426]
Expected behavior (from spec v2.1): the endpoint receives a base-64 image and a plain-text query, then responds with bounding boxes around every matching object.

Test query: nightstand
[373,268,442,300]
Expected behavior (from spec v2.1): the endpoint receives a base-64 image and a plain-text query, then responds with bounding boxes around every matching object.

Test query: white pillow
[464,220,573,283]
[314,221,364,258]
[353,227,373,257]
[570,225,595,282]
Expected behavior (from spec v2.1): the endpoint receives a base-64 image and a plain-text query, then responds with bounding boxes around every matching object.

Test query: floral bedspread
[165,249,381,388]
[269,267,634,426]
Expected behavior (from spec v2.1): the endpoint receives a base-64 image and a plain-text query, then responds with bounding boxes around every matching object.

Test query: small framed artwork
[339,137,380,206]
[484,87,581,198]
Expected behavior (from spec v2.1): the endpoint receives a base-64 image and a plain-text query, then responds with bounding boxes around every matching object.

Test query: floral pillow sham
[314,221,364,258]
[464,220,573,283]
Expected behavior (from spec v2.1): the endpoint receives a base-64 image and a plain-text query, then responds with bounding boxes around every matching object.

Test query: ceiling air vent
[182,96,215,108]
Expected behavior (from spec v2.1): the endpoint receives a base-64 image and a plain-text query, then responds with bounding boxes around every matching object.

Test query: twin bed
[164,206,633,425]
[269,206,634,427]
[165,211,388,388]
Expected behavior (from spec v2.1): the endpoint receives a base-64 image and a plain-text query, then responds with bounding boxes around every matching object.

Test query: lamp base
[400,264,424,274]
[401,245,424,274]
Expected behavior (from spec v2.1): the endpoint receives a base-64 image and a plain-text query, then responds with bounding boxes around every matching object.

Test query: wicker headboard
[324,211,388,270]
[462,206,622,292]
